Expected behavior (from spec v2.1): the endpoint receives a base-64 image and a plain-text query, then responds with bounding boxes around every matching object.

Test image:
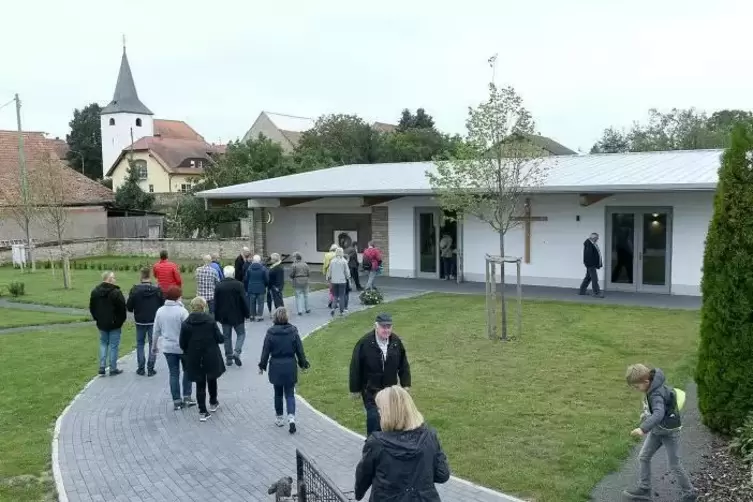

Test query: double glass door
[415,208,459,279]
[606,209,672,293]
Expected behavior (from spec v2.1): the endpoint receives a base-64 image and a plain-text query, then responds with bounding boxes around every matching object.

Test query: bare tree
[33,153,72,288]
[0,168,38,272]
[427,82,549,340]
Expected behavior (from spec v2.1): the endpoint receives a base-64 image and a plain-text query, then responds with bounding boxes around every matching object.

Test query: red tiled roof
[46,137,69,160]
[107,136,222,176]
[0,130,113,207]
[154,119,205,141]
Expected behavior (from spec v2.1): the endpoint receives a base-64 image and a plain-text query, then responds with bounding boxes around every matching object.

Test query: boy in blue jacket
[623,364,697,501]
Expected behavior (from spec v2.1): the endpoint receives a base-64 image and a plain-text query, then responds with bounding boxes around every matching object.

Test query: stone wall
[371,206,389,273]
[0,238,251,265]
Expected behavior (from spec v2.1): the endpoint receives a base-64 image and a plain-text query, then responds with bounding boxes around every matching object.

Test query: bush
[180,264,187,273]
[730,413,753,465]
[697,124,753,433]
[359,289,384,305]
[8,281,25,297]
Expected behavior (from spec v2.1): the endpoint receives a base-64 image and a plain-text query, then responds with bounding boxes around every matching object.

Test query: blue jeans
[332,283,347,313]
[364,398,381,436]
[208,299,215,315]
[294,286,309,314]
[366,270,378,290]
[222,323,247,356]
[135,324,156,371]
[247,293,264,318]
[98,329,122,370]
[164,353,192,403]
[274,384,296,416]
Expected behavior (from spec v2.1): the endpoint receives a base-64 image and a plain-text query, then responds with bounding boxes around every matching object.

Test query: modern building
[197,149,720,296]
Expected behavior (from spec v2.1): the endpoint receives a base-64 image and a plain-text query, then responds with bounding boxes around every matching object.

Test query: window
[179,183,193,193]
[136,118,142,127]
[148,185,154,193]
[315,213,372,252]
[197,160,203,169]
[132,159,148,180]
[109,118,115,126]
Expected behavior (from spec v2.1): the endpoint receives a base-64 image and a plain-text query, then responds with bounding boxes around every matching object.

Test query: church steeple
[101,44,153,115]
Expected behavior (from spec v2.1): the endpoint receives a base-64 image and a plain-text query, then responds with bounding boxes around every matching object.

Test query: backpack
[648,386,684,430]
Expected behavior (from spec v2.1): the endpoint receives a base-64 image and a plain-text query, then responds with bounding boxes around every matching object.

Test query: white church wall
[101,113,154,177]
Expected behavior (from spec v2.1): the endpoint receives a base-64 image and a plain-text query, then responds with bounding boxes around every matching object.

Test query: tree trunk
[499,231,508,340]
[24,217,35,272]
[59,242,70,289]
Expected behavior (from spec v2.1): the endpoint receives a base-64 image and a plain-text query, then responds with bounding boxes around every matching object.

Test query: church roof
[197,149,722,199]
[102,48,153,116]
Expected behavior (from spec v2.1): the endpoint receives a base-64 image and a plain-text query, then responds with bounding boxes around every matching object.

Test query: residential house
[242,111,316,152]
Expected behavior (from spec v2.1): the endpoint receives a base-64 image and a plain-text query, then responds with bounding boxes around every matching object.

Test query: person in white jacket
[151,285,193,410]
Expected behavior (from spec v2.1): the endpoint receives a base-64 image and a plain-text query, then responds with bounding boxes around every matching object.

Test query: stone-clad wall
[371,206,389,274]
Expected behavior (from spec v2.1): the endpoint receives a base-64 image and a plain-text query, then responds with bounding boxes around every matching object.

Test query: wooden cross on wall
[511,198,548,264]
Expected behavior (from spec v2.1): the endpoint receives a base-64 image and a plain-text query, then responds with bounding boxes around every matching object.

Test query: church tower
[100,42,154,178]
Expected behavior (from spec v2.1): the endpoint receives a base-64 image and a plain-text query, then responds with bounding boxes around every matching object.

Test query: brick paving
[55,288,524,502]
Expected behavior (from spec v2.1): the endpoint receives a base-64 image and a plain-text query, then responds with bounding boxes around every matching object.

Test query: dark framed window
[136,118,142,127]
[109,118,115,126]
[132,159,148,179]
[315,213,372,252]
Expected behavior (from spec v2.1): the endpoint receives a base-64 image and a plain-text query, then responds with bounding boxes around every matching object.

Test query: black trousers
[579,267,600,294]
[350,266,362,290]
[266,287,284,313]
[195,374,218,413]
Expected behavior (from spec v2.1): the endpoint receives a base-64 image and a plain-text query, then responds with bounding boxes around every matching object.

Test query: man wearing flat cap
[349,312,412,436]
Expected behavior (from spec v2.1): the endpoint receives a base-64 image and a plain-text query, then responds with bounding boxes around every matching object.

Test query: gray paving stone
[56,287,523,502]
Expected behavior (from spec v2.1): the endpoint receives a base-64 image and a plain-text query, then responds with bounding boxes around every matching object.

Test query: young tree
[696,124,753,433]
[427,83,548,339]
[65,103,103,180]
[0,145,38,271]
[114,161,155,211]
[32,154,72,288]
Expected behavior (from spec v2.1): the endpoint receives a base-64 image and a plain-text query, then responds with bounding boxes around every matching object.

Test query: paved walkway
[54,288,523,502]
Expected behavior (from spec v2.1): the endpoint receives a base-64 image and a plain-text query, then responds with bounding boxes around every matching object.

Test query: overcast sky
[1,0,751,152]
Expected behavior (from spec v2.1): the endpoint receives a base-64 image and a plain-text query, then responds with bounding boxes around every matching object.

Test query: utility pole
[15,93,35,271]
[488,53,498,85]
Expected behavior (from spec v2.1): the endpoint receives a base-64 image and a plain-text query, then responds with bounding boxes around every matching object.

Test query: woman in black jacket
[180,296,226,422]
[258,307,309,434]
[355,386,450,502]
[266,253,285,315]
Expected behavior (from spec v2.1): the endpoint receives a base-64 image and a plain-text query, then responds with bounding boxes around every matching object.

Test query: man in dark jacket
[349,313,411,436]
[244,255,268,321]
[579,232,604,297]
[234,247,250,282]
[214,265,250,367]
[90,271,128,376]
[126,267,164,376]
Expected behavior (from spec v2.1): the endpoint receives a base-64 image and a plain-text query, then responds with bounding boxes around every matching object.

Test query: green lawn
[0,258,325,309]
[297,294,700,502]
[0,324,136,502]
[0,308,89,329]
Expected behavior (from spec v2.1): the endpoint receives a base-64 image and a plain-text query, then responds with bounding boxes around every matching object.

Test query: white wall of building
[101,113,154,178]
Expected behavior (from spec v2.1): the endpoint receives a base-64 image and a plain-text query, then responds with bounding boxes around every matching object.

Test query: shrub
[180,264,187,273]
[8,281,25,297]
[697,124,753,433]
[730,413,753,465]
[359,289,384,305]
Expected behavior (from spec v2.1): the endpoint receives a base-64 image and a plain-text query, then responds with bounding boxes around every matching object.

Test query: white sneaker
[209,402,220,413]
[288,414,297,434]
[275,416,285,427]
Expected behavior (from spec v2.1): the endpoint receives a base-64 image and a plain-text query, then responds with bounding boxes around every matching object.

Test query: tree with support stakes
[696,124,753,434]
[485,255,523,340]
[427,81,548,340]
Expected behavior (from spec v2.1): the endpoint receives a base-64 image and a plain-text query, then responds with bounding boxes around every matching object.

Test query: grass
[297,293,700,502]
[0,256,325,309]
[0,308,89,329]
[0,323,136,502]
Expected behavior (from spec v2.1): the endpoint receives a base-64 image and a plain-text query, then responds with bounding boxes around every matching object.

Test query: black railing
[295,449,351,502]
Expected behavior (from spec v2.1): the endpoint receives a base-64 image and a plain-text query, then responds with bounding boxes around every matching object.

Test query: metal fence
[294,449,351,502]
[107,216,164,239]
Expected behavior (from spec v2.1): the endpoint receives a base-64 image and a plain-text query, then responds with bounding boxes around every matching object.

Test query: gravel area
[694,436,753,502]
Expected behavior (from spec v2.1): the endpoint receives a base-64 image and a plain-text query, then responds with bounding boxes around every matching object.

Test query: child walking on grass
[623,364,697,502]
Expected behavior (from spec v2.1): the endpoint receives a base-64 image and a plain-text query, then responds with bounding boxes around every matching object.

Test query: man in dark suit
[579,232,604,297]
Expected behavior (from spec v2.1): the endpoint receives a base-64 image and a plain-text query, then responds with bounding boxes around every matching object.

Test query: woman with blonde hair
[354,386,450,501]
[179,296,226,422]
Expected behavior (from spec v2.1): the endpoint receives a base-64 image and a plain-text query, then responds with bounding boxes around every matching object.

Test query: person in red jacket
[362,241,382,290]
[153,250,183,293]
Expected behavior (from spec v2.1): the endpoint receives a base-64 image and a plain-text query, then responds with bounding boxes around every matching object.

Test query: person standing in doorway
[210,253,224,280]
[153,250,182,293]
[289,252,311,315]
[235,247,250,281]
[439,233,454,280]
[327,247,351,317]
[345,241,363,291]
[579,232,604,298]
[180,296,226,422]
[362,241,382,290]
[126,267,164,377]
[214,265,250,367]
[349,313,412,437]
[151,286,195,410]
[258,307,310,434]
[266,253,285,315]
[195,255,220,314]
[244,254,268,322]
[90,271,127,376]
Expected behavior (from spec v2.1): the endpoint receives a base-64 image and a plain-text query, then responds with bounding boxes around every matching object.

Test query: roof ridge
[264,111,314,121]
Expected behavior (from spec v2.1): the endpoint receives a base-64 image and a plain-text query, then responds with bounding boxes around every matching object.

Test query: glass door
[638,211,671,293]
[607,212,637,291]
[416,209,439,278]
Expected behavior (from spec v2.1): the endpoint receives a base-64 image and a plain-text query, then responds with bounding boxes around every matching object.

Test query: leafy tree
[114,161,155,211]
[427,83,548,340]
[294,114,380,170]
[377,128,463,163]
[65,103,103,180]
[397,108,435,131]
[696,124,753,434]
[590,127,630,153]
